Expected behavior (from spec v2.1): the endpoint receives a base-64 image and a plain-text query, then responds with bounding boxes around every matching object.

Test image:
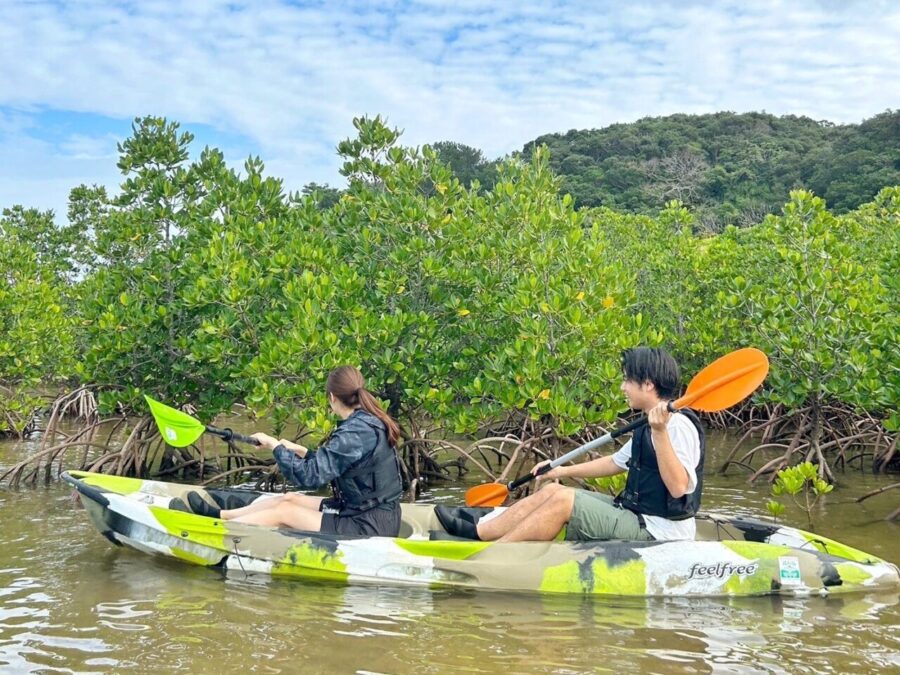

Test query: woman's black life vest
[614,409,705,521]
[331,412,403,516]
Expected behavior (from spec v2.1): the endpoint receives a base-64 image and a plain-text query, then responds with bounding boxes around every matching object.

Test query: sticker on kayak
[779,556,801,586]
[165,427,177,441]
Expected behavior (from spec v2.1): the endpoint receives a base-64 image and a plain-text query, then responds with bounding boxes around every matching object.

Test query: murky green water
[1,429,898,673]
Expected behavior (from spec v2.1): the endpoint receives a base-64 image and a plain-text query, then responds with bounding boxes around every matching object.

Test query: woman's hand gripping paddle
[465,347,769,507]
[145,396,261,447]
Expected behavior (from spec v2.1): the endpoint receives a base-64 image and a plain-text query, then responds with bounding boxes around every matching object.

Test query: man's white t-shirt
[610,413,701,541]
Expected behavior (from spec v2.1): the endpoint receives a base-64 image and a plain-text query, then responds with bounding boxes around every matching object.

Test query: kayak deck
[63,471,900,597]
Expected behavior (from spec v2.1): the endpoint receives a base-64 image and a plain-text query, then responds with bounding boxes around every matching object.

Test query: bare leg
[232,500,324,531]
[477,483,567,541]
[497,487,575,542]
[220,493,324,521]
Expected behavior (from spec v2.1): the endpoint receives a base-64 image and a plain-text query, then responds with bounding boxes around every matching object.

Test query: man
[441,347,705,542]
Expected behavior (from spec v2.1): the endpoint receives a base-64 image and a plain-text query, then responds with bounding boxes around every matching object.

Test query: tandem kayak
[63,470,900,597]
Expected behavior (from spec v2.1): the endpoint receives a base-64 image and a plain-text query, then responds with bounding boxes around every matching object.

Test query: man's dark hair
[622,347,681,399]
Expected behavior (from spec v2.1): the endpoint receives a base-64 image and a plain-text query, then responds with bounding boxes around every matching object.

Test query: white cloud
[58,134,120,160]
[0,130,121,219]
[1,0,899,217]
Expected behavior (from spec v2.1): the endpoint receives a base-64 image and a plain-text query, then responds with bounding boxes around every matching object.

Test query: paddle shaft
[506,411,657,491]
[205,425,261,446]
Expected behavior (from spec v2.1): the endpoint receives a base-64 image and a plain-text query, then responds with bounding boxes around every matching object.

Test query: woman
[186,366,404,537]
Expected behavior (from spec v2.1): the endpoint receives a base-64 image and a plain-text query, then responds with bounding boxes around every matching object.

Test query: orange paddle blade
[465,483,508,508]
[675,347,768,412]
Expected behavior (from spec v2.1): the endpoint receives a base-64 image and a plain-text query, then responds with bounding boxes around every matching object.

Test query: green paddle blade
[144,395,206,447]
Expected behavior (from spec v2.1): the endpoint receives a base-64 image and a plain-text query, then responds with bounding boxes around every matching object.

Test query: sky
[1,0,899,220]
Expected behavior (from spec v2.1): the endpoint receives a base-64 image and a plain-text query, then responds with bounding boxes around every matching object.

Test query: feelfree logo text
[688,562,758,579]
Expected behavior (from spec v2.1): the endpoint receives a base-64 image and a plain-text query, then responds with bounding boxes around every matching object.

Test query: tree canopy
[520,110,900,231]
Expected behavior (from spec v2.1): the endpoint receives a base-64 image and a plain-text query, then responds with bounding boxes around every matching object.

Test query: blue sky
[2,0,899,220]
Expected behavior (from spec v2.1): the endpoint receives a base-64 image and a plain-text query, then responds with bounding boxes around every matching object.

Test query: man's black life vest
[614,409,705,521]
[331,412,403,516]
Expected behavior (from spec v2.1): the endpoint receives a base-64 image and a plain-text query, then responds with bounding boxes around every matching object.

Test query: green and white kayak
[63,470,900,597]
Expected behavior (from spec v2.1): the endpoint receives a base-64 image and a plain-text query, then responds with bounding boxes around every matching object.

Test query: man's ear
[641,380,657,394]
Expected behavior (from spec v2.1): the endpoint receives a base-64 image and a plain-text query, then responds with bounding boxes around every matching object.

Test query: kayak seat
[429,529,478,542]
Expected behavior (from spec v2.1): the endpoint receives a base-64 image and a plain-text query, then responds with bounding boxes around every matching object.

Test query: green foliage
[301,182,342,210]
[466,151,640,436]
[848,186,900,430]
[0,211,77,433]
[765,499,786,521]
[75,117,305,420]
[585,471,627,496]
[808,111,900,212]
[525,111,900,230]
[768,461,834,524]
[326,117,644,437]
[430,141,499,190]
[722,191,893,422]
[1,205,90,282]
[60,115,647,443]
[586,200,705,372]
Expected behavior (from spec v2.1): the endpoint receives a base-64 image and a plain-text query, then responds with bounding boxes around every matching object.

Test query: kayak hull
[63,471,900,597]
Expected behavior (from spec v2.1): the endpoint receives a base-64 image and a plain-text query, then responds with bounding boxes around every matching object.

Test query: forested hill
[516,110,900,230]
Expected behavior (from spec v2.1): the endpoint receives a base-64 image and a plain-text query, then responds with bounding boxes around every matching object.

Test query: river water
[1,428,898,673]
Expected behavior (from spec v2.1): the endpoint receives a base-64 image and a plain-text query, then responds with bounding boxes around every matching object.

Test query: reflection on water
[1,433,899,673]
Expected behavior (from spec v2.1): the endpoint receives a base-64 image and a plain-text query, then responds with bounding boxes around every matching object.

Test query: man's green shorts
[565,490,654,541]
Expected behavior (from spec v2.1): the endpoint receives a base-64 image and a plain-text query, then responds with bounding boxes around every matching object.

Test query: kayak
[63,470,900,597]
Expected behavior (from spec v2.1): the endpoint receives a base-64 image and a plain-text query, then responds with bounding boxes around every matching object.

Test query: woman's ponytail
[357,388,401,447]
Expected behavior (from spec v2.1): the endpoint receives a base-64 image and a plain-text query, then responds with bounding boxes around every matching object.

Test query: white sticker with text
[779,556,801,586]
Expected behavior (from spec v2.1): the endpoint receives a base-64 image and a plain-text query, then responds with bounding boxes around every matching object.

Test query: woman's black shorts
[320,503,401,537]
